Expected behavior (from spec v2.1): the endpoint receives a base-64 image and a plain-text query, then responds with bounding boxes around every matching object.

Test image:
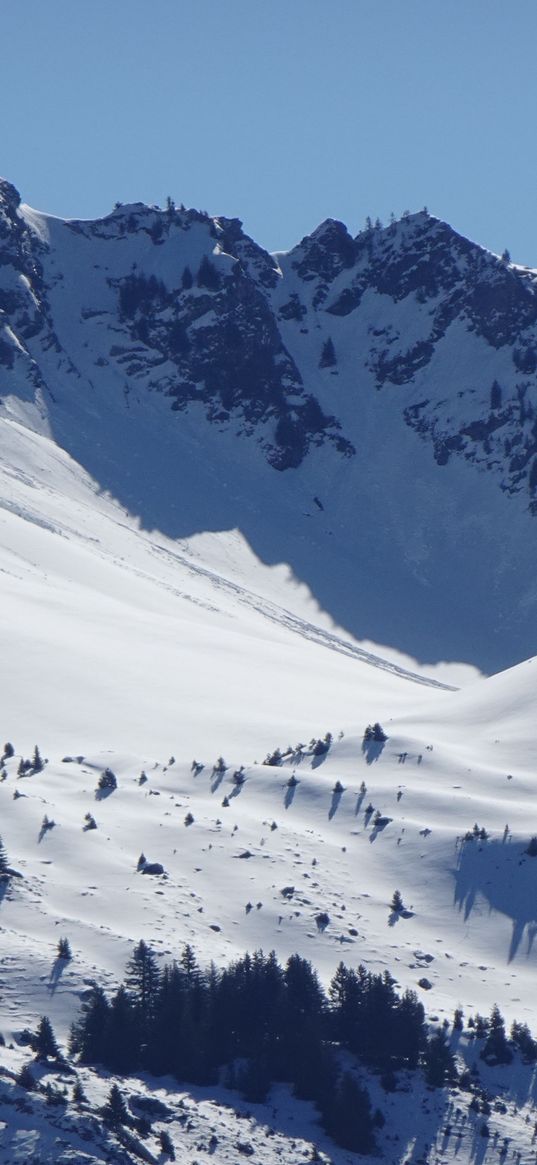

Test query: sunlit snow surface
[0,416,536,1160]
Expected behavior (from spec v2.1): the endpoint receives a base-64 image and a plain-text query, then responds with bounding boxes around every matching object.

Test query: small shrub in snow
[264,747,282,766]
[97,768,117,792]
[83,812,97,830]
[32,745,44,773]
[391,889,404,913]
[3,742,14,759]
[57,937,72,960]
[72,1078,87,1106]
[184,811,194,826]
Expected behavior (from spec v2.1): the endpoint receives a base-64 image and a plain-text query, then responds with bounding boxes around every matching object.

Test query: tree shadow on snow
[361,738,386,766]
[48,956,68,994]
[454,837,537,962]
[369,816,392,842]
[354,790,366,815]
[328,788,343,820]
[284,780,298,810]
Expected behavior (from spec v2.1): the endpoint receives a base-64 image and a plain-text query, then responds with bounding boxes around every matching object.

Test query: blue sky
[2,0,537,261]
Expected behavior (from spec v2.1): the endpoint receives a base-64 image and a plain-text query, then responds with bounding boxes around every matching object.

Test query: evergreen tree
[101,1083,130,1127]
[105,985,141,1072]
[57,936,72,960]
[322,1072,376,1153]
[490,380,502,411]
[319,337,336,368]
[32,745,44,772]
[391,889,404,913]
[72,1078,87,1106]
[125,939,160,1027]
[511,1020,537,1062]
[424,1030,456,1086]
[453,1007,464,1031]
[70,984,110,1063]
[481,1004,512,1065]
[197,255,220,291]
[180,943,200,984]
[16,1062,35,1090]
[97,768,117,793]
[392,989,426,1068]
[0,835,9,874]
[34,1015,60,1061]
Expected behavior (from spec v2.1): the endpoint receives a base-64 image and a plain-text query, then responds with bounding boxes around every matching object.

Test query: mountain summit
[1,180,536,670]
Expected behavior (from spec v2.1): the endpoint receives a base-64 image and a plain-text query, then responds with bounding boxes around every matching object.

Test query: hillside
[1,182,537,1162]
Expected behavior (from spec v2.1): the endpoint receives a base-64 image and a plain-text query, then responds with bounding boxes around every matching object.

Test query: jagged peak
[0,178,21,211]
[308,217,353,243]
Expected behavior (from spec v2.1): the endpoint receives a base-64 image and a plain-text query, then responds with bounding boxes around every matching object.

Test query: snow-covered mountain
[2,180,537,1163]
[2,178,537,671]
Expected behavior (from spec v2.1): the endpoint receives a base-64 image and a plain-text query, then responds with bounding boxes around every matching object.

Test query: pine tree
[105,985,140,1072]
[35,1015,60,1061]
[125,939,160,1024]
[0,835,9,874]
[391,889,404,913]
[70,984,110,1063]
[424,1030,456,1086]
[319,337,336,368]
[197,255,220,291]
[490,380,502,411]
[322,1072,376,1153]
[17,1062,35,1090]
[97,768,117,792]
[481,1004,512,1065]
[72,1078,87,1106]
[32,745,44,773]
[57,937,72,960]
[102,1082,130,1127]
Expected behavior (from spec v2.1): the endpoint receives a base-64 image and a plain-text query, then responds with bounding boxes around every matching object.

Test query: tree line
[67,941,458,1153]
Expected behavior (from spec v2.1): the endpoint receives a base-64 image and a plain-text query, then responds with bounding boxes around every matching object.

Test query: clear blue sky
[2,0,537,262]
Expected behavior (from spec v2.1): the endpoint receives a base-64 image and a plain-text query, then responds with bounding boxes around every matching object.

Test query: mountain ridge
[1,178,537,671]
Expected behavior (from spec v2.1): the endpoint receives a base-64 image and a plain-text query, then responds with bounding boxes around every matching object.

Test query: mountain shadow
[454,836,537,962]
[34,371,536,676]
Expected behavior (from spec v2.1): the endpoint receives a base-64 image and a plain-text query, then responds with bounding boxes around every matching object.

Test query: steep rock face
[2,183,537,502]
[273,211,537,505]
[0,187,351,470]
[1,181,537,670]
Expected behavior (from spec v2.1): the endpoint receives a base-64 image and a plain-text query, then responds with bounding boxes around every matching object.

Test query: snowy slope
[1,181,537,1161]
